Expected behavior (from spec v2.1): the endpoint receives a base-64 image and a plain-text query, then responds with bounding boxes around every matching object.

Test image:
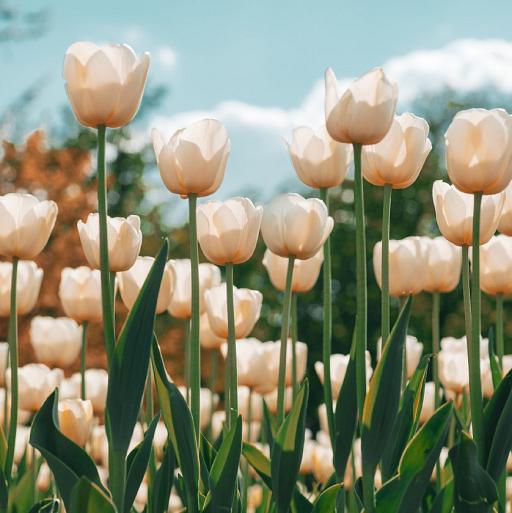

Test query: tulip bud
[197,197,263,265]
[422,236,462,293]
[199,312,225,349]
[64,42,150,128]
[498,183,512,235]
[325,67,398,145]
[261,193,333,260]
[0,261,43,317]
[66,368,108,414]
[0,388,31,427]
[286,125,351,189]
[362,113,431,188]
[479,235,512,295]
[59,266,107,323]
[37,463,52,493]
[58,398,93,446]
[445,108,512,195]
[118,256,174,314]
[237,386,263,422]
[419,382,440,424]
[167,260,221,319]
[432,181,504,246]
[78,213,142,272]
[152,119,230,198]
[312,443,335,483]
[8,364,64,412]
[30,316,82,367]
[264,386,293,414]
[405,336,423,379]
[14,426,31,465]
[373,236,428,296]
[0,193,57,259]
[204,284,262,339]
[262,248,323,293]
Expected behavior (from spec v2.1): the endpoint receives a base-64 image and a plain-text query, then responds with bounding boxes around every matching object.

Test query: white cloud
[156,45,177,69]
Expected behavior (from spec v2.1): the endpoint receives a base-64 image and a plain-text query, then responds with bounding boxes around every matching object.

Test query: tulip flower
[0,260,43,317]
[0,193,57,259]
[498,182,512,235]
[67,368,108,414]
[419,382,440,424]
[422,237,462,293]
[204,284,262,340]
[63,42,150,129]
[199,312,224,349]
[286,125,352,189]
[445,108,512,195]
[373,236,428,297]
[312,443,335,484]
[197,197,263,265]
[77,213,142,273]
[237,385,263,423]
[58,398,94,446]
[167,260,221,319]
[0,389,31,427]
[118,256,175,314]
[264,386,294,415]
[324,67,398,145]
[178,386,218,431]
[30,316,82,368]
[152,119,230,198]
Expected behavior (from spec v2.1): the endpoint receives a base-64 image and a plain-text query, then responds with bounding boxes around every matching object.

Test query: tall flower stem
[242,388,253,512]
[320,187,335,443]
[291,294,298,400]
[277,257,295,424]
[4,257,18,481]
[462,246,472,351]
[184,320,190,404]
[496,293,504,366]
[225,263,238,429]
[188,193,201,441]
[362,467,375,513]
[209,349,218,437]
[381,184,392,342]
[80,321,88,400]
[432,293,441,408]
[110,450,126,513]
[353,143,367,416]
[97,125,115,365]
[470,192,484,461]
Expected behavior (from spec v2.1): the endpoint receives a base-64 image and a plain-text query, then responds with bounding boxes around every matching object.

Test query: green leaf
[27,499,61,513]
[483,365,512,482]
[29,390,104,511]
[0,469,6,512]
[106,239,168,455]
[9,456,42,513]
[124,415,159,513]
[242,442,272,490]
[487,327,502,390]
[380,354,430,481]
[151,338,199,512]
[261,399,276,450]
[69,477,117,513]
[450,432,498,513]
[292,489,313,513]
[271,379,309,513]
[151,444,175,513]
[361,297,412,475]
[311,484,343,513]
[203,415,243,513]
[430,479,454,513]
[375,402,452,513]
[333,329,357,478]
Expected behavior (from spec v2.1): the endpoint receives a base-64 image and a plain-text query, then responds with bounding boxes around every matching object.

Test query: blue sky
[3,0,512,206]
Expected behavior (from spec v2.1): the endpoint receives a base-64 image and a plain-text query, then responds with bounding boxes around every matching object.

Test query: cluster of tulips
[1,39,512,513]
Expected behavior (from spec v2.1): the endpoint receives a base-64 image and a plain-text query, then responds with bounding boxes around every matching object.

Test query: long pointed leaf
[69,477,117,513]
[151,443,175,513]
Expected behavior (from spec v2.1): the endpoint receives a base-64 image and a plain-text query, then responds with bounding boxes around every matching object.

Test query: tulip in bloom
[152,119,230,198]
[30,316,82,367]
[197,197,263,265]
[64,42,150,128]
[237,385,263,422]
[405,336,423,379]
[324,67,398,145]
[78,213,142,272]
[167,260,221,319]
[66,369,108,414]
[432,181,504,246]
[286,125,352,189]
[419,382,439,424]
[262,248,324,293]
[445,108,512,195]
[59,266,106,323]
[362,113,432,188]
[373,236,428,296]
[0,193,57,259]
[261,193,333,260]
[498,182,512,235]
[422,236,462,293]
[118,256,175,313]
[0,261,43,317]
[58,398,93,446]
[199,312,225,349]
[264,386,293,414]
[204,284,262,339]
[479,235,512,295]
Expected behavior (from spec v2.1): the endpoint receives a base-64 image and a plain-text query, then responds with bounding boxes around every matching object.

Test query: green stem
[185,320,190,404]
[188,194,201,441]
[110,450,126,513]
[381,184,392,342]
[291,294,298,400]
[432,292,441,490]
[353,143,367,418]
[226,263,238,429]
[80,321,88,400]
[4,257,18,481]
[496,294,504,366]
[242,387,253,512]
[209,349,218,438]
[470,192,484,461]
[97,125,115,365]
[277,257,295,424]
[462,246,472,351]
[320,187,335,445]
[362,466,375,513]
